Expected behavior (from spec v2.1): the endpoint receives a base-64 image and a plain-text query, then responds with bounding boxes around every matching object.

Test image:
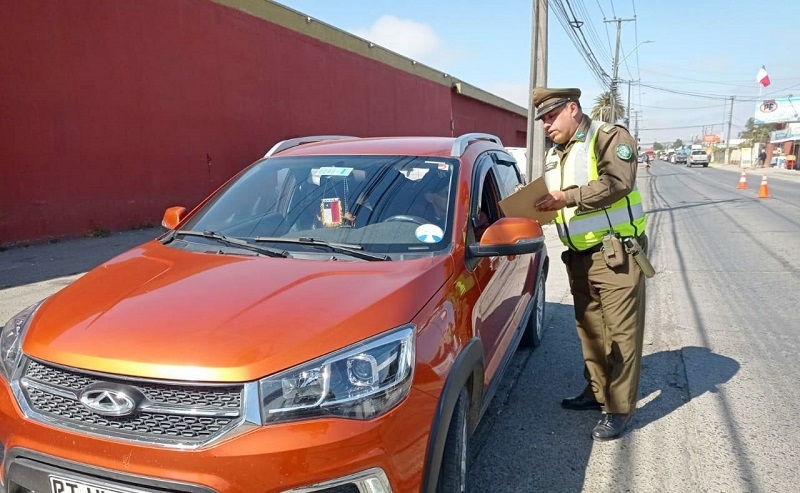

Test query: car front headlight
[1,302,42,381]
[259,325,415,424]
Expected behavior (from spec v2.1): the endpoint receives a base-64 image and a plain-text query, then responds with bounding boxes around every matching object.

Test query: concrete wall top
[213,0,528,117]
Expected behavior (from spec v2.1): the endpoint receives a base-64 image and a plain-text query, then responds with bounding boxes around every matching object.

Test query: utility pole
[724,96,735,165]
[605,17,635,124]
[626,79,632,128]
[526,0,548,181]
[631,110,641,147]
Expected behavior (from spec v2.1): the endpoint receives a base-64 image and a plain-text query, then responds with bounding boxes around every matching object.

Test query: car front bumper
[0,384,437,493]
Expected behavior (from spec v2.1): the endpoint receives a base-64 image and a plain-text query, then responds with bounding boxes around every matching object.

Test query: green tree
[672,138,684,149]
[738,117,778,146]
[591,91,625,123]
[653,141,665,152]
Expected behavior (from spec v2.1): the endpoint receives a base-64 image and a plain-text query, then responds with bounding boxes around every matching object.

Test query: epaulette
[599,123,616,133]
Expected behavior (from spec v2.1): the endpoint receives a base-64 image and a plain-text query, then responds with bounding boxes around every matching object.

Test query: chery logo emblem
[80,388,138,416]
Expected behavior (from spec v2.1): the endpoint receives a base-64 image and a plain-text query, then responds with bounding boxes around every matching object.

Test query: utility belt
[565,233,655,278]
[569,233,645,255]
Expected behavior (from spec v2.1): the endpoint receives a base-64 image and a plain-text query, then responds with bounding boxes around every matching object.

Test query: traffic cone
[758,175,770,198]
[737,170,747,189]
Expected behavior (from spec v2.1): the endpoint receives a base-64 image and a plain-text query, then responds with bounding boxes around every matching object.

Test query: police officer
[532,87,648,441]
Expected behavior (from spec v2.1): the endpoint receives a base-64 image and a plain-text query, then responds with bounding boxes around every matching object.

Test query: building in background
[1,0,527,246]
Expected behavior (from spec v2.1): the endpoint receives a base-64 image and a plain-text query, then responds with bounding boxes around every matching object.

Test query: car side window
[492,154,524,199]
[470,169,503,243]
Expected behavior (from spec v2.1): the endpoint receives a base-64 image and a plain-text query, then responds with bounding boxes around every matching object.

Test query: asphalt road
[2,161,800,492]
[470,160,800,492]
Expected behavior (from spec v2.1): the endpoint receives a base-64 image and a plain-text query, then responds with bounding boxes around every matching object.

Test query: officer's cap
[532,87,581,120]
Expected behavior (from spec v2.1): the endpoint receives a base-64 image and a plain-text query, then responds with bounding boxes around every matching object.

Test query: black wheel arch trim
[420,337,484,493]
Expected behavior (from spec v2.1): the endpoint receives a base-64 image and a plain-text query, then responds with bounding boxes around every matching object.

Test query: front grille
[20,359,245,447]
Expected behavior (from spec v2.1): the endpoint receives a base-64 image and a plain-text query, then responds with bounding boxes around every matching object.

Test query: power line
[572,0,613,67]
[637,82,733,100]
[638,122,744,131]
[637,102,730,110]
[550,0,610,87]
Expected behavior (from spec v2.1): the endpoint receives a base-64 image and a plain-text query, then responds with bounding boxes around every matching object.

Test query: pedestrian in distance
[532,87,653,441]
[758,149,767,168]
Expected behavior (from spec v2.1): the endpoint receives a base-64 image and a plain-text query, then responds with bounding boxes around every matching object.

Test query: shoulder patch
[615,144,634,161]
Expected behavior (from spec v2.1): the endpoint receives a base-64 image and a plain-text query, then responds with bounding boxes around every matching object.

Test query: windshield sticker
[400,168,430,181]
[415,224,444,243]
[315,167,354,177]
[425,161,451,171]
[320,198,343,227]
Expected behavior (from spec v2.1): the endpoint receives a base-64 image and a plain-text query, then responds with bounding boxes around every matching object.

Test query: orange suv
[0,134,548,493]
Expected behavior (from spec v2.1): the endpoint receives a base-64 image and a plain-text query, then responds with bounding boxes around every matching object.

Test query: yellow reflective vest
[544,120,646,251]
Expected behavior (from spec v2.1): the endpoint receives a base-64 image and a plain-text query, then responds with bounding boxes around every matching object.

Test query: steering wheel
[384,215,429,225]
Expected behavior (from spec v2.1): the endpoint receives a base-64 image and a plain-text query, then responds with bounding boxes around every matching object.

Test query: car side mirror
[162,206,187,230]
[468,217,545,257]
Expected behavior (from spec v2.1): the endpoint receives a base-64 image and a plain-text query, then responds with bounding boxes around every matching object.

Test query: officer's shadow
[632,346,740,431]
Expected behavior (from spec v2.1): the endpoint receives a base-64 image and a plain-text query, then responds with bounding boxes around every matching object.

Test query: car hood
[24,241,453,382]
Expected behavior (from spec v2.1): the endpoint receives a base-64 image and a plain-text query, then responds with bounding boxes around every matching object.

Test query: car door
[468,154,527,386]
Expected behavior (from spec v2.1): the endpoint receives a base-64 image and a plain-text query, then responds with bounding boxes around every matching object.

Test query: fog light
[362,476,390,493]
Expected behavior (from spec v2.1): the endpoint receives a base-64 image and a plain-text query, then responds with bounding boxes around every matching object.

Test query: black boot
[591,413,633,441]
[561,393,602,411]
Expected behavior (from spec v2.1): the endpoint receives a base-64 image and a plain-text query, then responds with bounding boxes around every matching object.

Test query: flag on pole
[757,66,771,87]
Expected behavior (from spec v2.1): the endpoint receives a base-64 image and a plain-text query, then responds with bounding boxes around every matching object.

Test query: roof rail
[450,133,503,157]
[264,135,357,157]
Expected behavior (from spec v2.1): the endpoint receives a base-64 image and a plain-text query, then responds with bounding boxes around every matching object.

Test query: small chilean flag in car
[321,198,342,226]
[757,66,771,87]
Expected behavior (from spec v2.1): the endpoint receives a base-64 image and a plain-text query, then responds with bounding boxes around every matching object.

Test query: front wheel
[520,272,546,348]
[437,388,469,493]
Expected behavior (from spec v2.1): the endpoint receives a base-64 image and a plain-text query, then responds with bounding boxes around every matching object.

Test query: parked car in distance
[687,149,710,167]
[1,133,549,493]
[674,150,689,165]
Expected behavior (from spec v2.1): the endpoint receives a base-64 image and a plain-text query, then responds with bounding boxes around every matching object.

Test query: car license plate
[50,474,142,493]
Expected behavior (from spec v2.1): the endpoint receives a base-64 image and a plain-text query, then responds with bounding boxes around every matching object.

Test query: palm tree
[591,91,626,123]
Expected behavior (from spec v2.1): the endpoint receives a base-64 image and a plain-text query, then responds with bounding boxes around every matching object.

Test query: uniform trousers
[563,235,647,414]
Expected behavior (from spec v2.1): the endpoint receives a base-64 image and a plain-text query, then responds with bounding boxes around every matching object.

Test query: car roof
[269,135,502,159]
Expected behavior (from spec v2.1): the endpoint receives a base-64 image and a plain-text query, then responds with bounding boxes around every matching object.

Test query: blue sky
[273,0,799,146]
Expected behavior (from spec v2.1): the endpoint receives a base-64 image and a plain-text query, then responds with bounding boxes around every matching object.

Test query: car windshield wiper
[162,230,291,258]
[253,236,391,261]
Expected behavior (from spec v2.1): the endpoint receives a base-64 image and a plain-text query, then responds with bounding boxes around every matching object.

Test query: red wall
[0,0,526,246]
[453,95,527,146]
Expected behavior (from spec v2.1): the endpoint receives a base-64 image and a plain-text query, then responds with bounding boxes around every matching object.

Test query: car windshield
[176,155,458,258]
[692,150,706,155]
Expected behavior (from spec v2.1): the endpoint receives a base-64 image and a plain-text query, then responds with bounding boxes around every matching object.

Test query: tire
[520,272,546,348]
[437,388,469,493]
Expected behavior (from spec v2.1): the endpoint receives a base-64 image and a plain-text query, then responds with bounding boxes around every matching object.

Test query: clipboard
[499,176,558,224]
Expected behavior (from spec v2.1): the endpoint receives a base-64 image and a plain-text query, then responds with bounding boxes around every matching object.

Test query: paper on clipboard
[499,176,558,224]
